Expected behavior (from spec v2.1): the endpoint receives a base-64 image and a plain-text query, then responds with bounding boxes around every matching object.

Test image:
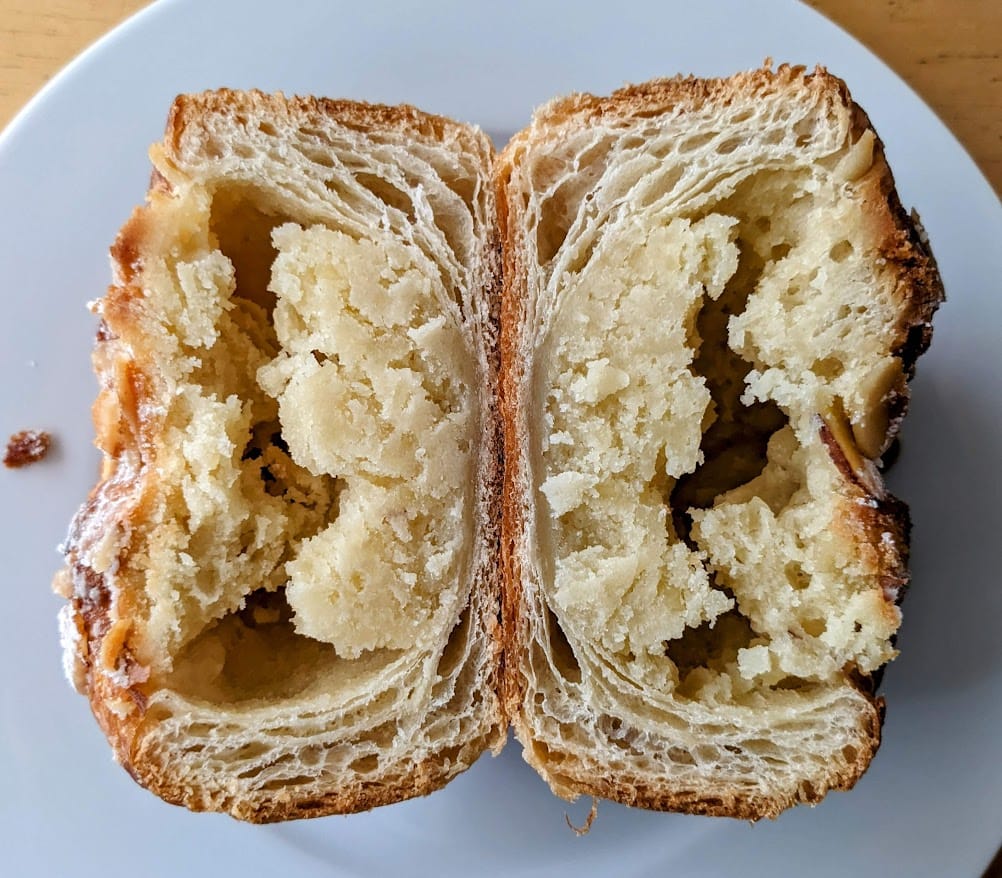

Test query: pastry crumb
[4,429,52,468]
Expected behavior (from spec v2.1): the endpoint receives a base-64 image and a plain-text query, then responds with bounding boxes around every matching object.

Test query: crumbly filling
[538,162,900,699]
[121,188,475,691]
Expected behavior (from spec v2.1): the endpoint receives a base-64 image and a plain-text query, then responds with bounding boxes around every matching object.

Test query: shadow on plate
[883,370,1002,699]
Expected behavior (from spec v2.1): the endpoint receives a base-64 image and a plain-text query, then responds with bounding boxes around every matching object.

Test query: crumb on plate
[4,429,52,468]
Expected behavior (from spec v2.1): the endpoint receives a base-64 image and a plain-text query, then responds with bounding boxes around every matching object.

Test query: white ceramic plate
[2,1,999,875]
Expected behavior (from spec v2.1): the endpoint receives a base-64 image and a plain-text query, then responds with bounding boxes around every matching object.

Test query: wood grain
[0,0,998,195]
[0,1,144,114]
[807,0,1001,195]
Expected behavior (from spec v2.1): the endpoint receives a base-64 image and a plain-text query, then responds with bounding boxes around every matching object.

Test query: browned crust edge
[496,64,944,820]
[518,686,885,821]
[58,90,506,822]
[165,89,481,160]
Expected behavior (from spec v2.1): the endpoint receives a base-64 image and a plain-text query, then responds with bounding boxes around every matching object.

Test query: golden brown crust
[61,227,165,776]
[846,101,944,376]
[496,64,942,820]
[59,89,504,821]
[74,553,505,821]
[89,665,499,822]
[161,89,488,179]
[501,64,852,168]
[564,66,837,125]
[523,691,882,820]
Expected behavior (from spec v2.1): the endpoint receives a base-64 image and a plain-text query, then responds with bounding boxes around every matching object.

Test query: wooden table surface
[1,1,1000,876]
[0,0,1000,195]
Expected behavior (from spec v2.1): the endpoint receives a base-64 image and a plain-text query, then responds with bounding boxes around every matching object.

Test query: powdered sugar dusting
[58,604,86,693]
